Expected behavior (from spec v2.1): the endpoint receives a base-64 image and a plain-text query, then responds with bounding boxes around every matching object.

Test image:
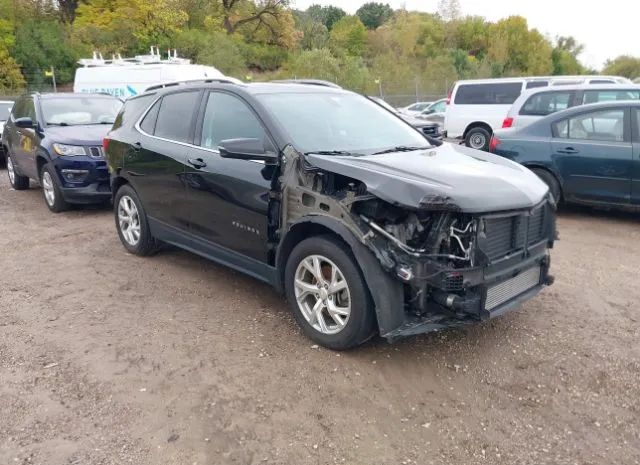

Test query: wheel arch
[463,121,493,139]
[275,215,405,336]
[522,163,564,197]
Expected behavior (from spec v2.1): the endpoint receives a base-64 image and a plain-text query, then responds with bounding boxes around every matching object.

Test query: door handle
[188,158,207,169]
[557,147,579,154]
[132,142,142,152]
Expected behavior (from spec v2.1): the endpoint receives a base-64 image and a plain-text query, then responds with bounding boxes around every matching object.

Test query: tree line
[0,0,638,95]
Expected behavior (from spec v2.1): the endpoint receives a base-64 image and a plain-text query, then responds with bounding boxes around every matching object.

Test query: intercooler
[485,265,542,311]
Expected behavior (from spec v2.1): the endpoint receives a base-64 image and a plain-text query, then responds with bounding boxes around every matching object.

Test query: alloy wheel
[7,156,15,185]
[294,254,351,335]
[118,195,141,246]
[42,171,56,207]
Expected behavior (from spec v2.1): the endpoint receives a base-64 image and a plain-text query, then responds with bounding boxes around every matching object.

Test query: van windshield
[41,97,123,126]
[257,92,429,154]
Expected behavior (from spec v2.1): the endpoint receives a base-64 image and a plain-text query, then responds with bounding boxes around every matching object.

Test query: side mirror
[14,117,35,129]
[218,138,278,163]
[422,109,435,115]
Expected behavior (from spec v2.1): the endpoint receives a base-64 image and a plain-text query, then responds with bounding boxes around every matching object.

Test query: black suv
[105,80,556,350]
[2,93,122,212]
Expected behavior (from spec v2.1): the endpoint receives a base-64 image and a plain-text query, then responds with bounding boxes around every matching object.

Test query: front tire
[6,154,29,190]
[41,164,68,213]
[284,236,375,350]
[531,168,561,204]
[114,184,159,256]
[465,126,491,151]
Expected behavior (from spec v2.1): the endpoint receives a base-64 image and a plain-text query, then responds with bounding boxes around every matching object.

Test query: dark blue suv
[1,93,122,212]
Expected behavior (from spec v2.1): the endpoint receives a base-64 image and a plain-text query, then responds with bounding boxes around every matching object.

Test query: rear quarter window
[454,83,523,105]
[582,90,640,105]
[112,94,156,130]
[520,91,572,116]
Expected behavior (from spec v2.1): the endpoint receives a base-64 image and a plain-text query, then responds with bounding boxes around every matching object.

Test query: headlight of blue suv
[52,143,87,156]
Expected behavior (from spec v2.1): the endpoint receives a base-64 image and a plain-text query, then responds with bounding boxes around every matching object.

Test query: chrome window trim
[133,92,267,165]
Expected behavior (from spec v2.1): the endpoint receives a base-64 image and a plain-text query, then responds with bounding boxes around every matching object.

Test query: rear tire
[6,153,29,190]
[284,235,376,350]
[41,163,68,213]
[531,168,561,204]
[114,184,159,256]
[465,126,491,151]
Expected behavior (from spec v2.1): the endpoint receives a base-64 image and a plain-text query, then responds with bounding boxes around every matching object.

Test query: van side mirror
[14,117,35,129]
[218,138,278,163]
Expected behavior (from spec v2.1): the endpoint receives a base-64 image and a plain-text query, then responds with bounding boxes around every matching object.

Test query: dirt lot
[0,171,638,465]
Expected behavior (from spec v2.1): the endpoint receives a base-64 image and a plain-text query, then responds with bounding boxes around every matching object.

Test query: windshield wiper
[372,146,430,155]
[305,150,353,156]
[46,122,69,126]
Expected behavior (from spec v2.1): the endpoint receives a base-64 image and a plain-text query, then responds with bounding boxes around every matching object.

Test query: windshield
[257,92,429,154]
[0,102,12,121]
[41,97,123,126]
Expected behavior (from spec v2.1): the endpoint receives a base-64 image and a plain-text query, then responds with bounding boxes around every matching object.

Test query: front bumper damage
[275,146,557,342]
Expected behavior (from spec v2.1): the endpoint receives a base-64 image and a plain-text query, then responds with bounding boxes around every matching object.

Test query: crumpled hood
[44,125,111,145]
[306,142,549,213]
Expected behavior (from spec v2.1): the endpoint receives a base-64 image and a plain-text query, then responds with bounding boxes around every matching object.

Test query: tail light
[502,117,514,128]
[446,89,452,105]
[102,137,110,152]
[489,135,500,152]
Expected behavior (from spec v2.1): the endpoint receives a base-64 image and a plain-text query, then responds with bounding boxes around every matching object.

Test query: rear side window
[520,91,572,116]
[153,91,200,143]
[582,90,640,105]
[454,83,522,105]
[589,80,615,84]
[553,109,625,142]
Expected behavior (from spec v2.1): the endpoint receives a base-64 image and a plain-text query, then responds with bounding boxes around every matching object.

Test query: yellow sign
[44,70,53,77]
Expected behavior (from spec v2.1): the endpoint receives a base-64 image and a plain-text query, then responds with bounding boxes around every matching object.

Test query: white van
[445,75,632,150]
[73,49,232,99]
[504,83,640,130]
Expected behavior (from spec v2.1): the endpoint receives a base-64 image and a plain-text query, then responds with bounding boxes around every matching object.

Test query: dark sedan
[490,101,640,208]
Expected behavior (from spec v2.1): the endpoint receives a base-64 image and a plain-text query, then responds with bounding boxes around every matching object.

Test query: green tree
[602,55,640,79]
[306,4,346,30]
[13,20,78,85]
[454,16,488,58]
[172,28,247,76]
[551,36,584,75]
[0,45,25,91]
[329,15,367,57]
[74,0,188,54]
[356,2,393,30]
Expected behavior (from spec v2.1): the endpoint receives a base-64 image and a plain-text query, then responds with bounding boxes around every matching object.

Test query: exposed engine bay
[275,145,556,340]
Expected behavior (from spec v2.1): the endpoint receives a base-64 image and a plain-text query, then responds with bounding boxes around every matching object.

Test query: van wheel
[465,127,491,151]
[114,184,159,256]
[6,154,29,190]
[531,168,561,204]
[284,236,375,350]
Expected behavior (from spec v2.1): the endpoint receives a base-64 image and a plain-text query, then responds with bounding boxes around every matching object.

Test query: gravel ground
[0,170,639,465]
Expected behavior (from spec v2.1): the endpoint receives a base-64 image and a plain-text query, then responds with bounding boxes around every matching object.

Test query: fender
[276,215,405,336]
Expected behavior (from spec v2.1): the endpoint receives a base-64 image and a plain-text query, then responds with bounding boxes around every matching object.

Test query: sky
[291,0,637,69]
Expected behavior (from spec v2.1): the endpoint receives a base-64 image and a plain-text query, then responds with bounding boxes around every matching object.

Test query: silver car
[503,84,640,130]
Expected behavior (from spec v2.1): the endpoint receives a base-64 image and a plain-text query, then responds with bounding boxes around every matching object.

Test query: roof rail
[144,77,243,92]
[270,79,342,89]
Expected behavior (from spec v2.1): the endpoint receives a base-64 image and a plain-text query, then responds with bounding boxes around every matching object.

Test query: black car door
[185,90,273,263]
[127,90,201,231]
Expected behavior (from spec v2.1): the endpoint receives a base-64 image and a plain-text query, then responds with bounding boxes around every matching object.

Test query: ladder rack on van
[78,47,191,67]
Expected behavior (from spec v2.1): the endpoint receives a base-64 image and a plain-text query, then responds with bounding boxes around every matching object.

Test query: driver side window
[200,92,266,150]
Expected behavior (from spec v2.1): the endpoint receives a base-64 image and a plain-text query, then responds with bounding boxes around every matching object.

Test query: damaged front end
[276,146,556,342]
